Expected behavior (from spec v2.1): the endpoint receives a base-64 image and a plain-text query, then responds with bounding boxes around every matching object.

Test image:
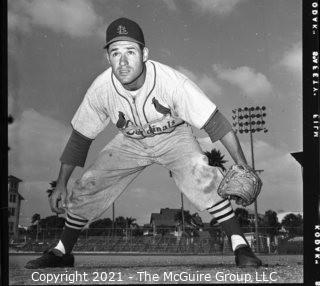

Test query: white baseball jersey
[71,60,217,140]
[66,60,228,220]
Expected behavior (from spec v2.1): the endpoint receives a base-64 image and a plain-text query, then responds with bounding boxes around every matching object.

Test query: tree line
[27,209,303,241]
[232,208,303,239]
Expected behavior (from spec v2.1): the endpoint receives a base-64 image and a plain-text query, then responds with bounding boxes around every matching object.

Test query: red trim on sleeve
[203,110,232,142]
[60,130,93,167]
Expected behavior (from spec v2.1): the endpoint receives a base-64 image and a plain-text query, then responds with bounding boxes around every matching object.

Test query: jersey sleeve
[172,78,217,129]
[71,83,110,139]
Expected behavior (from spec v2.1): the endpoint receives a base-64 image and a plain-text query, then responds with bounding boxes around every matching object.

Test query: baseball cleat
[25,248,74,269]
[235,246,262,268]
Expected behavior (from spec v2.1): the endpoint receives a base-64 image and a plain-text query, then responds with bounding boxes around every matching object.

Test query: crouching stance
[26,18,262,269]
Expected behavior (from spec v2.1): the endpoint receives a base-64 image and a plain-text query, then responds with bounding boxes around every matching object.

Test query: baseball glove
[217,164,262,207]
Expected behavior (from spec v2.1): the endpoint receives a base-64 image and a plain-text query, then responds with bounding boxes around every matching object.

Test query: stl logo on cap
[117,25,128,35]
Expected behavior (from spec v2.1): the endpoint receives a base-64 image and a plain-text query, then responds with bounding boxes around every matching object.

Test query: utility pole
[232,106,268,253]
[112,202,115,237]
[170,170,185,234]
[181,193,185,233]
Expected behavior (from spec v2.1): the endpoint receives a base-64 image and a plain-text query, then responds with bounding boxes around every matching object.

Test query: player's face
[107,41,148,89]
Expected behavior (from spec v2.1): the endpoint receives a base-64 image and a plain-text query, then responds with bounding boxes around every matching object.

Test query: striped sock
[207,199,235,223]
[65,212,88,230]
[207,199,248,252]
[59,212,88,254]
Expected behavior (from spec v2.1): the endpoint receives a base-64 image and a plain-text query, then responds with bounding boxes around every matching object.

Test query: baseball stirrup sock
[207,199,235,223]
[219,216,249,252]
[207,200,249,252]
[60,226,82,254]
[65,212,88,230]
[58,212,88,254]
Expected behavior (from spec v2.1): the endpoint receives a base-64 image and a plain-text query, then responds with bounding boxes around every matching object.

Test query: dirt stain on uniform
[192,163,215,191]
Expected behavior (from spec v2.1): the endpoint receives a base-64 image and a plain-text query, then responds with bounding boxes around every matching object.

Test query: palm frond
[46,180,57,197]
[31,213,41,224]
[204,148,227,171]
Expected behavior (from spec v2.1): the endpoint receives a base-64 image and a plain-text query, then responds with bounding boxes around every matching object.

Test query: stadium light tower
[170,170,185,233]
[231,106,268,252]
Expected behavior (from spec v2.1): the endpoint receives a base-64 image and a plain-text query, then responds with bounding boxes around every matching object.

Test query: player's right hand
[49,185,67,214]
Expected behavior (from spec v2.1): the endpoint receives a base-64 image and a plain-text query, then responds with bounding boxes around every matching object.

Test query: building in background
[149,208,204,237]
[8,175,24,240]
[150,208,181,235]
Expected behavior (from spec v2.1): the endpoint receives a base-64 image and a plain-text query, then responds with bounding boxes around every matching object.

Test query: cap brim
[103,36,144,49]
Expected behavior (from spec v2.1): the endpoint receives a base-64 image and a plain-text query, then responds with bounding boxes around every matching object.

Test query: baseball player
[26,18,262,269]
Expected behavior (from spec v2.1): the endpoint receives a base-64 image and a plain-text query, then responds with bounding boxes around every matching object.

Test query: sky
[8,0,303,227]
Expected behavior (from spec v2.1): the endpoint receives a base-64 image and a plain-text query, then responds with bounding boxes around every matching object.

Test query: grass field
[9,253,303,284]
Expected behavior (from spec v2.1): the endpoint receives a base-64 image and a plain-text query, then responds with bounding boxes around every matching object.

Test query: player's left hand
[218,164,262,207]
[48,185,67,214]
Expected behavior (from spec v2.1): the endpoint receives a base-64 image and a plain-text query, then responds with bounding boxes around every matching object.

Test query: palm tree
[31,213,41,224]
[8,115,14,124]
[125,217,137,239]
[281,213,303,238]
[8,115,14,151]
[125,217,137,228]
[262,210,281,239]
[204,148,227,171]
[115,216,126,229]
[113,216,137,238]
[46,181,59,216]
[31,213,41,242]
[46,181,57,197]
[168,171,186,232]
[190,212,204,228]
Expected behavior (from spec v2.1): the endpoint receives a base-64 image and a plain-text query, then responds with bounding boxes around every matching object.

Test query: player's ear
[142,47,149,62]
[105,48,111,64]
[106,52,111,64]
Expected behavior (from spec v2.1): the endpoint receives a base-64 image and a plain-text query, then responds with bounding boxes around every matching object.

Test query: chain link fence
[10,226,303,254]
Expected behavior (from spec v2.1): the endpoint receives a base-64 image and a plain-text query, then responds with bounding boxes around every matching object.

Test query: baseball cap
[104,17,145,49]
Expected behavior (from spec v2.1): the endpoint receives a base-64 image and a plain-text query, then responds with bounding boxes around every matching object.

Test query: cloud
[8,94,15,115]
[18,178,78,226]
[162,0,178,11]
[18,181,54,226]
[8,10,31,33]
[279,43,302,75]
[8,109,70,181]
[8,0,103,38]
[8,109,72,224]
[213,65,273,99]
[189,0,246,15]
[177,66,222,96]
[197,136,302,213]
[158,48,172,58]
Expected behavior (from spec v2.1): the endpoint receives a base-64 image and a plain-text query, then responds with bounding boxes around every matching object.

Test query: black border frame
[1,1,9,286]
[2,0,320,285]
[303,0,320,285]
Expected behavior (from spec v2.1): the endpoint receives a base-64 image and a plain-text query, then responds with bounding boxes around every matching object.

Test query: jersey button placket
[131,97,143,127]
